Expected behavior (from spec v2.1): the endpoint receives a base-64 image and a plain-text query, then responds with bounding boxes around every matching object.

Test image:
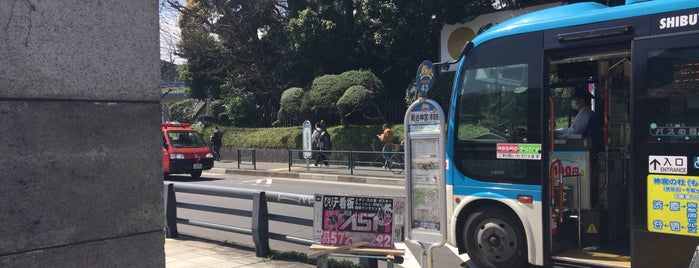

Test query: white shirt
[559,106,592,138]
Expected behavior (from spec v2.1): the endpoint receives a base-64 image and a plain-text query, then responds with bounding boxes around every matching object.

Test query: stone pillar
[0,1,163,267]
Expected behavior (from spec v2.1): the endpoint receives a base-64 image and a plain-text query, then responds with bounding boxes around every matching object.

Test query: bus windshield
[457,63,530,143]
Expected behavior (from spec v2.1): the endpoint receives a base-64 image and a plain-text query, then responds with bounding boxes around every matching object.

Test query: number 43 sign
[416,60,435,95]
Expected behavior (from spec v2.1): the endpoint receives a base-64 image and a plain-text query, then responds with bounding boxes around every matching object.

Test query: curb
[208,167,404,186]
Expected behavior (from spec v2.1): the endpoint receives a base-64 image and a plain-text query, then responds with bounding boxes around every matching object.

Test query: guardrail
[237,148,256,169]
[163,182,315,257]
[287,149,404,175]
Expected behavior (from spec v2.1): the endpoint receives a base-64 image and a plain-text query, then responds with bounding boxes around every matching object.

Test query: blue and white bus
[445,0,699,267]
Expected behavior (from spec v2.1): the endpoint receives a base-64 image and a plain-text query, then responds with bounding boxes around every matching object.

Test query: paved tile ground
[165,236,315,268]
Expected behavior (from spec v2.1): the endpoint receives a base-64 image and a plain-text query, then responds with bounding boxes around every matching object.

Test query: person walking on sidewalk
[376,123,394,167]
[312,121,331,167]
[210,126,223,161]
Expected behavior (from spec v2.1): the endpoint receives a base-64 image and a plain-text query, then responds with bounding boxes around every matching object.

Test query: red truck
[161,122,214,178]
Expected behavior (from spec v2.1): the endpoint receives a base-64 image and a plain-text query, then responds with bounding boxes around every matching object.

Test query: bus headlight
[170,153,185,160]
[205,153,214,158]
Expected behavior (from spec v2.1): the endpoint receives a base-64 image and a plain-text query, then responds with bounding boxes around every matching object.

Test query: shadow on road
[165,174,222,182]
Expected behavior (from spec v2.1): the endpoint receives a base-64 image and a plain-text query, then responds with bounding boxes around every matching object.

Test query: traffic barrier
[237,148,256,169]
[163,182,314,257]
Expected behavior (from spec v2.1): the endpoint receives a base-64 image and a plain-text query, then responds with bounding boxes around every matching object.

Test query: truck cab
[162,122,214,179]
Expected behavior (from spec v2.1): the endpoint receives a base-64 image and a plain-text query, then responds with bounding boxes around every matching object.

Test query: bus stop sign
[302,120,312,159]
[404,98,447,268]
[416,60,436,94]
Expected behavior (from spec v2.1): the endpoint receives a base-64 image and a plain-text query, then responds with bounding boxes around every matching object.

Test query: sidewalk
[165,160,409,268]
[165,236,315,268]
[208,160,406,186]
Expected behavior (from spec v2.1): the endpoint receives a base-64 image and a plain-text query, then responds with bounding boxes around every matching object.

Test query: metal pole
[164,183,178,238]
[252,149,256,170]
[252,192,270,257]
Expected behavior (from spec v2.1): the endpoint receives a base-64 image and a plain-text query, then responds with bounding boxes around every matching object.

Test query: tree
[164,0,572,126]
[167,0,286,104]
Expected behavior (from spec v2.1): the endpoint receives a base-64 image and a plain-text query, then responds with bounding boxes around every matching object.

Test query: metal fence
[163,182,315,257]
[287,149,405,175]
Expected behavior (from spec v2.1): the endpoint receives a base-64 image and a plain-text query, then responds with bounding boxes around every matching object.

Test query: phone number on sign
[320,231,393,248]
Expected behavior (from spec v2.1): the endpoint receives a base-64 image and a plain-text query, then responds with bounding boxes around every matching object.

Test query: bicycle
[384,143,405,174]
[387,153,404,174]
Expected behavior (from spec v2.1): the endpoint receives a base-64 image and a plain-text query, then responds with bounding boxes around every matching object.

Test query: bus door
[547,47,633,261]
[630,32,699,267]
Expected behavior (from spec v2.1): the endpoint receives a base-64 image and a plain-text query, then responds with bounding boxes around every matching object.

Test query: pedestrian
[376,123,394,167]
[312,121,331,167]
[210,126,223,161]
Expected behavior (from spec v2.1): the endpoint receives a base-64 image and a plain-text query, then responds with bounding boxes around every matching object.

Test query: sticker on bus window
[496,143,542,160]
[647,174,699,237]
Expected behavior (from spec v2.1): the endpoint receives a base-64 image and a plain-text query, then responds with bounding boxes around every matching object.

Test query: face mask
[571,100,579,111]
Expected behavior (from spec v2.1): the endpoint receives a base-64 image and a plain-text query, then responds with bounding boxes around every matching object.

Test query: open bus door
[545,30,699,267]
[547,47,633,267]
[629,32,699,267]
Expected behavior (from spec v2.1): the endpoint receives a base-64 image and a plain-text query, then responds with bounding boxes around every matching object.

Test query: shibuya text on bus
[443,0,699,267]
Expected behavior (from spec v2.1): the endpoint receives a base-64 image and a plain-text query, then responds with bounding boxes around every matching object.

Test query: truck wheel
[190,170,202,179]
[463,207,527,268]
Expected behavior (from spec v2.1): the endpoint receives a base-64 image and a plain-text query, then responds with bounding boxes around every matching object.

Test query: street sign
[649,155,687,174]
[416,60,436,94]
[303,120,312,159]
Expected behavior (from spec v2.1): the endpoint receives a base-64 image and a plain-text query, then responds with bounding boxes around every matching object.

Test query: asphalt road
[165,171,477,268]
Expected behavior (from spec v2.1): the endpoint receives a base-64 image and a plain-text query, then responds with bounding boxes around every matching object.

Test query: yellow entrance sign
[647,175,699,237]
[586,224,599,234]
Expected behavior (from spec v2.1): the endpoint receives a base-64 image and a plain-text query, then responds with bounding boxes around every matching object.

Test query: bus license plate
[193,163,202,169]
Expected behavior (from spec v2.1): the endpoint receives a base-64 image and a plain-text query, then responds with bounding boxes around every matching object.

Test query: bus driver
[556,87,595,139]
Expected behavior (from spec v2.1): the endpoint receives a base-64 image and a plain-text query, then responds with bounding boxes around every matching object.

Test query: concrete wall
[0,1,163,267]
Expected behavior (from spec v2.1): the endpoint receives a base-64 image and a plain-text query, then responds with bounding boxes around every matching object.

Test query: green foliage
[173,0,285,104]
[223,88,260,127]
[168,0,566,127]
[276,87,306,126]
[309,70,385,125]
[169,99,199,123]
[337,85,381,124]
[208,99,229,124]
[209,124,405,152]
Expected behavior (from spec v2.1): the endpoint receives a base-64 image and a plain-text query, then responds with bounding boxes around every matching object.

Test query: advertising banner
[313,195,405,248]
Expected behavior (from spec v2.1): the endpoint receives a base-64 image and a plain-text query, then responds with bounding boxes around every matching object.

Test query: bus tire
[463,207,528,268]
[190,170,202,179]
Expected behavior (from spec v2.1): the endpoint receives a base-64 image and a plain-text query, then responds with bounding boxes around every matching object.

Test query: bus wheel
[463,207,527,268]
[190,170,202,179]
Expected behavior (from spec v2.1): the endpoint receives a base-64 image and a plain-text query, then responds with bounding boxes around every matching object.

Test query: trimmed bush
[276,87,306,126]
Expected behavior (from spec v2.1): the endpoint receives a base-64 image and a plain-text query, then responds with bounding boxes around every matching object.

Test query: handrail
[163,182,315,258]
[287,149,406,175]
[549,158,565,235]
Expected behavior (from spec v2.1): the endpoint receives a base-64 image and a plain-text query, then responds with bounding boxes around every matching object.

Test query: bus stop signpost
[404,60,447,268]
[302,120,312,171]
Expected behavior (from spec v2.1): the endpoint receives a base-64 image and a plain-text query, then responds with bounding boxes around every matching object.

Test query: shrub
[337,85,382,124]
[276,87,306,126]
[309,69,385,126]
